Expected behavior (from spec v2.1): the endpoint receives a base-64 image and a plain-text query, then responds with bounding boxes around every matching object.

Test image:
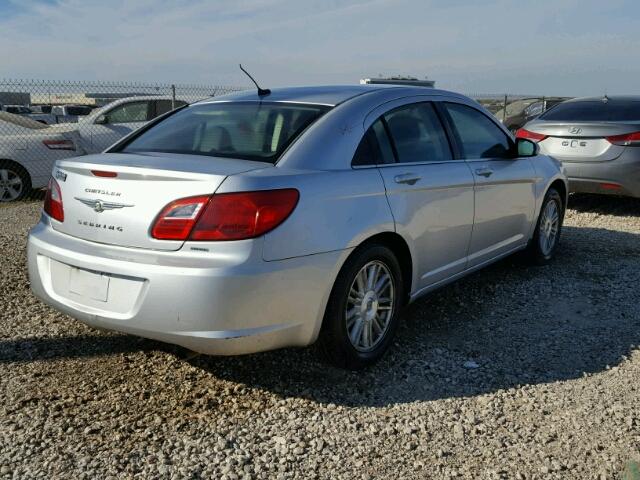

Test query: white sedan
[0,112,81,201]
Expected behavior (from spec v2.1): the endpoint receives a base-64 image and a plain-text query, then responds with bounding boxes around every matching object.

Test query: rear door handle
[394,173,421,185]
[475,167,494,177]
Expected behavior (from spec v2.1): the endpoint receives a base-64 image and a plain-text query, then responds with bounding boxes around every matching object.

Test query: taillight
[43,177,64,222]
[515,128,548,142]
[605,131,640,146]
[151,189,299,241]
[151,195,210,240]
[42,139,75,151]
[91,170,118,177]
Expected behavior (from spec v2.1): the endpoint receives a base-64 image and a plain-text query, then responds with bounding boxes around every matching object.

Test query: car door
[441,101,536,268]
[363,100,475,292]
[89,100,151,153]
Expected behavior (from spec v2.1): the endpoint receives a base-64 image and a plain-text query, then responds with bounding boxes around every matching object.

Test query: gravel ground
[1,194,640,479]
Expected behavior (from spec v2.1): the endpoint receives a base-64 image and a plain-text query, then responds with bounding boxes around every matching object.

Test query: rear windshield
[540,100,640,122]
[120,102,330,163]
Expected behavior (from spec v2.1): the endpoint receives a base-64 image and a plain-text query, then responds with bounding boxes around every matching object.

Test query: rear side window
[444,102,511,159]
[352,119,395,166]
[120,102,329,163]
[540,100,640,121]
[383,103,452,163]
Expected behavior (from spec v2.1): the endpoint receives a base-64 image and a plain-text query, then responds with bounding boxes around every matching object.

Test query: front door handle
[475,167,494,178]
[394,173,422,185]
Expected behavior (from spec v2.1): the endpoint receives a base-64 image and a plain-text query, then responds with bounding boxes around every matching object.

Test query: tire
[319,244,404,370]
[0,161,32,202]
[525,187,564,265]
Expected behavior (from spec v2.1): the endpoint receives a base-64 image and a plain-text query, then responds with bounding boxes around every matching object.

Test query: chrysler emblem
[568,126,582,135]
[75,197,133,213]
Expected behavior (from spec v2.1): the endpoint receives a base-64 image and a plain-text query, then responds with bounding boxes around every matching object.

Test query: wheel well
[550,179,567,207]
[0,159,31,180]
[357,232,413,304]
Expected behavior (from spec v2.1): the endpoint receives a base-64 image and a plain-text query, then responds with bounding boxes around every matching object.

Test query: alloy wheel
[0,169,24,202]
[345,260,395,352]
[538,199,560,256]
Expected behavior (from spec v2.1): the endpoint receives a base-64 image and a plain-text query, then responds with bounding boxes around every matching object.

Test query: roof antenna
[239,64,270,97]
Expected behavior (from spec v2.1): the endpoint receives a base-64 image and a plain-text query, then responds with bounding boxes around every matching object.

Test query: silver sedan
[518,95,640,198]
[27,85,567,369]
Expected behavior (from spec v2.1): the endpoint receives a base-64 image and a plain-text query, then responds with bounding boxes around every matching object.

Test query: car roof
[198,85,467,107]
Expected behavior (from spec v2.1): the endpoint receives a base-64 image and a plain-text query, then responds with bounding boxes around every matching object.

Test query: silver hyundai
[27,85,567,369]
[517,95,640,198]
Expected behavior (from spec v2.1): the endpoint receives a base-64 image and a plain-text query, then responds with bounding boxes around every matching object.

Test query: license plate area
[68,267,110,302]
[45,256,147,316]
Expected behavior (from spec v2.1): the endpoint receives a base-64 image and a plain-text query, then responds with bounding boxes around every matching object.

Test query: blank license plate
[68,267,110,302]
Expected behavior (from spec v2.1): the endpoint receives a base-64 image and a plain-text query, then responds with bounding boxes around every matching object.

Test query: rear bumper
[560,152,640,198]
[27,216,347,355]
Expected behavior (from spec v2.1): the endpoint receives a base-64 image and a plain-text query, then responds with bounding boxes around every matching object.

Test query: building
[360,76,435,88]
[0,91,31,106]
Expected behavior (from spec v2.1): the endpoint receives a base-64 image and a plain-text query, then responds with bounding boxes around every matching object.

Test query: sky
[1,0,639,96]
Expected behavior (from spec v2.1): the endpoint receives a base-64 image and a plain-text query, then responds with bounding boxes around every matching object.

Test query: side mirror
[95,114,107,125]
[515,138,538,157]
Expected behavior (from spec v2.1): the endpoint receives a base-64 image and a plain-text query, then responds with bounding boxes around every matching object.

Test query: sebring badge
[74,197,134,213]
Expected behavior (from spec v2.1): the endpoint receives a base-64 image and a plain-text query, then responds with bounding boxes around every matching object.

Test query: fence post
[171,84,176,109]
[502,94,508,122]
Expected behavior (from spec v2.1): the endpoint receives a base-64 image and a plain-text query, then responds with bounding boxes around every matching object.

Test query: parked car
[27,85,567,369]
[517,95,640,198]
[0,111,81,201]
[50,104,95,124]
[494,97,570,132]
[0,104,57,125]
[77,97,188,154]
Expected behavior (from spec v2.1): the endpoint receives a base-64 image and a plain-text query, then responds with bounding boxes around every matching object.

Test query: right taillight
[43,177,64,222]
[515,128,548,142]
[151,189,299,241]
[605,131,640,146]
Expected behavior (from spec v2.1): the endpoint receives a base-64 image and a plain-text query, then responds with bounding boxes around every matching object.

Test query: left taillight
[151,189,300,241]
[44,177,64,222]
[515,128,548,142]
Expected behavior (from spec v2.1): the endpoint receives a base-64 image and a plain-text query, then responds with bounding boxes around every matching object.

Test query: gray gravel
[1,194,640,479]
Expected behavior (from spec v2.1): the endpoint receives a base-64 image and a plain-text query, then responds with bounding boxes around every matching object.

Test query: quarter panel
[217,168,395,261]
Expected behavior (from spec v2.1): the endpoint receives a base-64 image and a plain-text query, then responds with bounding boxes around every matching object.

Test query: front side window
[444,102,512,159]
[120,102,329,163]
[105,101,150,124]
[383,103,452,163]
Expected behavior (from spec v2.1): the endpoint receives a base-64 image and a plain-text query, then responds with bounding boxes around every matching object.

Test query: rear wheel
[319,244,404,369]
[0,162,31,202]
[526,187,564,264]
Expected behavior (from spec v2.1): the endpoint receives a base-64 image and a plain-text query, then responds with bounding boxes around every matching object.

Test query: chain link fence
[0,79,245,201]
[468,93,572,131]
[0,79,569,202]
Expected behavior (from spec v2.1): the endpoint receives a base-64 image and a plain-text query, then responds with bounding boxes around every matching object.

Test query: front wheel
[319,244,404,370]
[526,187,564,265]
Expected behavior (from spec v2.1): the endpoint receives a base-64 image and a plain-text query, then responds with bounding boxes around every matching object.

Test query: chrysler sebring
[28,85,567,369]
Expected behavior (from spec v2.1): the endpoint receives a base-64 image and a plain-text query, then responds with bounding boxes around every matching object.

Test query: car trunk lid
[51,152,269,251]
[528,121,640,162]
